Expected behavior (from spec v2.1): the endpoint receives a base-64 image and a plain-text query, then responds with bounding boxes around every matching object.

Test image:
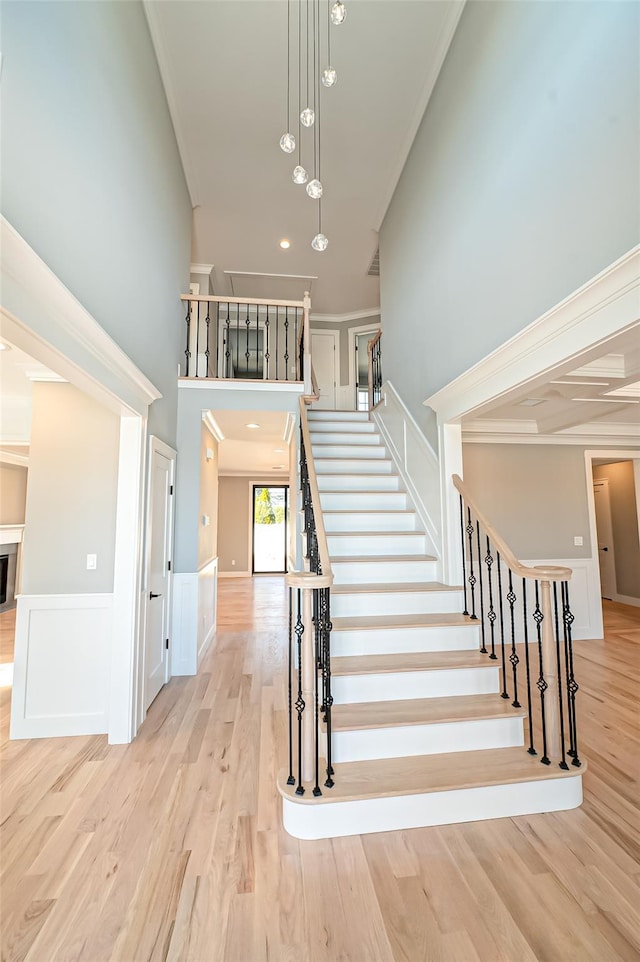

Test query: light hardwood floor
[1,586,638,962]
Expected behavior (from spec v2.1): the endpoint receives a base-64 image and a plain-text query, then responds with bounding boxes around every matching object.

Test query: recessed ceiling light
[274,448,285,453]
[272,465,285,470]
[518,398,546,407]
[279,239,291,249]
[0,343,11,352]
[245,422,260,429]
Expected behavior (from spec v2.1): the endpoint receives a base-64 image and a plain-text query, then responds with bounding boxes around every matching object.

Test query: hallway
[0,584,638,961]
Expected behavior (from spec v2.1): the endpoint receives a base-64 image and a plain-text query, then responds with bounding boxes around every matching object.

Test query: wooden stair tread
[331,612,476,631]
[331,650,495,676]
[277,748,586,805]
[331,581,461,594]
[331,694,526,730]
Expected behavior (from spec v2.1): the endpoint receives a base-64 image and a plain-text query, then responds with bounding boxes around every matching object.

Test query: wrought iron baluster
[322,586,334,787]
[533,580,550,765]
[522,578,536,755]
[265,306,270,380]
[205,302,211,377]
[235,304,240,375]
[287,587,295,785]
[294,588,305,794]
[245,304,251,374]
[552,582,569,770]
[184,299,191,376]
[225,305,231,377]
[562,581,581,767]
[215,303,220,377]
[507,570,520,708]
[459,496,469,616]
[466,507,477,619]
[284,308,290,381]
[275,306,280,380]
[485,536,497,660]
[195,301,200,377]
[475,521,487,653]
[496,553,508,698]
[312,587,322,796]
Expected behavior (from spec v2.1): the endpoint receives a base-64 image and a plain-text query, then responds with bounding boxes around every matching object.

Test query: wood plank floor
[1,586,638,962]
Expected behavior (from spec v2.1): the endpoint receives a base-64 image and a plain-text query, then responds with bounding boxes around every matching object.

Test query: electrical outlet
[86,554,97,570]
[573,536,583,547]
[231,559,236,566]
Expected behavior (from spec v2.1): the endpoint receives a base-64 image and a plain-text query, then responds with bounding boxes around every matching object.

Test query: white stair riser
[331,666,500,704]
[332,560,438,584]
[317,475,401,492]
[308,411,370,422]
[310,431,379,443]
[332,716,524,763]
[332,590,463,618]
[327,533,427,556]
[331,624,481,656]
[282,776,584,840]
[313,444,387,459]
[324,512,419,532]
[315,459,393,475]
[320,491,408,509]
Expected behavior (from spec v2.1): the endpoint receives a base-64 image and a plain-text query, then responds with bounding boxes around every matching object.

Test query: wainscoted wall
[521,558,603,642]
[11,593,112,738]
[198,557,218,664]
[171,557,218,676]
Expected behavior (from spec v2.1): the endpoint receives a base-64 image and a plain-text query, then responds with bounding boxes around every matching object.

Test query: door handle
[601,547,608,552]
[149,591,162,599]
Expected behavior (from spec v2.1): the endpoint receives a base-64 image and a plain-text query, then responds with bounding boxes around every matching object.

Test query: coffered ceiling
[144,0,464,314]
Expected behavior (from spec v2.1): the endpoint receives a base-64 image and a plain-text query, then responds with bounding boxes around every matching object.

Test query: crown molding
[463,418,640,446]
[202,410,225,443]
[283,412,296,445]
[310,307,381,325]
[0,450,29,466]
[426,246,640,423]
[190,264,214,275]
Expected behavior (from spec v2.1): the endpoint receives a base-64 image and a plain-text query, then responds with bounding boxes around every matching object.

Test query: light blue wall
[1,1,192,445]
[380,1,640,446]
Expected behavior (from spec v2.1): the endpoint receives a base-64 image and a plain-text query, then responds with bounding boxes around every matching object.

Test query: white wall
[380,1,639,446]
[1,0,192,446]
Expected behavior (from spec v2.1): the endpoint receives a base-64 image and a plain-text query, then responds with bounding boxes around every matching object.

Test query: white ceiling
[145,0,464,314]
[208,409,293,475]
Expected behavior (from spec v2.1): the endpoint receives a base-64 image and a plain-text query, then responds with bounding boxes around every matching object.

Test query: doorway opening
[252,485,289,574]
[348,323,381,411]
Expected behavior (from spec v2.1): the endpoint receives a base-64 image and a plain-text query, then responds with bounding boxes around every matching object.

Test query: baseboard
[613,593,640,608]
[218,570,252,578]
[11,593,112,739]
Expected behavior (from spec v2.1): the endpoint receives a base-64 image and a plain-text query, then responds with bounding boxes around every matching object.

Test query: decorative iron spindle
[320,585,334,787]
[562,581,581,766]
[459,496,469,616]
[507,570,520,708]
[184,300,192,376]
[485,536,497,659]
[496,553,508,699]
[552,583,569,770]
[521,578,536,755]
[287,588,295,785]
[204,304,211,377]
[312,587,322,796]
[294,589,305,795]
[475,521,487,653]
[533,580,550,765]
[195,301,200,377]
[466,507,477,620]
[284,309,290,380]
[265,306,270,380]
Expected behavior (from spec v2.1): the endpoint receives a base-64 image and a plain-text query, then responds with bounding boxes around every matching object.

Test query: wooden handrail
[367,329,382,354]
[181,293,305,308]
[452,474,572,583]
[296,394,333,586]
[367,330,382,411]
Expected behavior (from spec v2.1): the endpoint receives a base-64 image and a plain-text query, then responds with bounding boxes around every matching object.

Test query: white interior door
[144,441,175,710]
[311,331,337,409]
[593,479,617,600]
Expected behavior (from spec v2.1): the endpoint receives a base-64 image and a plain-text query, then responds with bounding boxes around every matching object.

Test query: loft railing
[453,474,581,770]
[367,330,382,410]
[180,292,311,390]
[285,396,334,797]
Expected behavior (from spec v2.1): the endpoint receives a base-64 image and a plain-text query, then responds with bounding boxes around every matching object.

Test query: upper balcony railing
[180,292,312,393]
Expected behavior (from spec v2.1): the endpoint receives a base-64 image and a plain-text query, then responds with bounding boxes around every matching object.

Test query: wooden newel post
[539,578,561,761]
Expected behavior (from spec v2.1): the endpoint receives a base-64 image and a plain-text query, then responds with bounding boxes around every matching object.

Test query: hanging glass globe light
[311,233,329,252]
[330,1,346,25]
[306,179,323,199]
[322,66,337,88]
[292,165,308,185]
[300,107,315,128]
[279,132,296,153]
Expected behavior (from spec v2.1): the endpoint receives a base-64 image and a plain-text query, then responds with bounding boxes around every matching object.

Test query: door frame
[348,322,381,410]
[585,448,640,609]
[251,483,289,574]
[310,329,339,409]
[592,478,617,600]
[139,436,176,722]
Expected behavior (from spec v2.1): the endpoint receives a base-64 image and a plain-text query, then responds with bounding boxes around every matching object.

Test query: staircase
[279,409,585,840]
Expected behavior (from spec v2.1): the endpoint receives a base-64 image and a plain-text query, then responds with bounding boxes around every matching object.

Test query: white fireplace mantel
[0,525,25,547]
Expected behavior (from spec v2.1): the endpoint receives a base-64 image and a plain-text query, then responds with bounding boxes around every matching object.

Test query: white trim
[1,218,162,418]
[110,416,147,743]
[283,412,296,445]
[614,593,640,608]
[197,556,218,664]
[190,263,214,275]
[202,410,225,442]
[178,378,304,395]
[348,322,382,409]
[11,593,113,739]
[171,573,198,675]
[218,570,252,578]
[311,308,381,325]
[309,329,339,410]
[522,557,603,641]
[372,0,466,231]
[0,525,24,546]
[426,246,640,422]
[463,419,640,446]
[0,451,29,467]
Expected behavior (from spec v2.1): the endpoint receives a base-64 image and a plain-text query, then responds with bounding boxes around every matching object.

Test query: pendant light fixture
[279,1,296,153]
[330,1,346,25]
